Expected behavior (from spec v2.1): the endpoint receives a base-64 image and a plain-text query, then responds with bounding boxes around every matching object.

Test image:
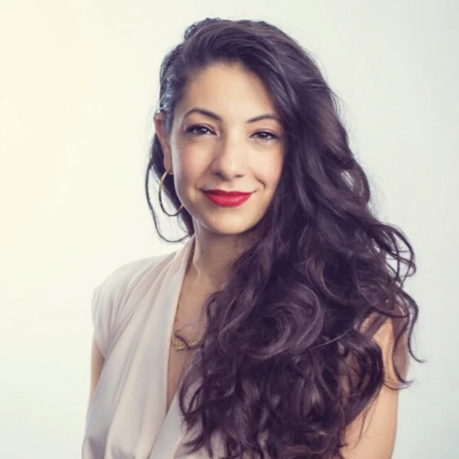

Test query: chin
[200,217,261,237]
[188,199,267,236]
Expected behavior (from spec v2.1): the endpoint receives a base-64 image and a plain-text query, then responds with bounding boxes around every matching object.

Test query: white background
[1,0,458,458]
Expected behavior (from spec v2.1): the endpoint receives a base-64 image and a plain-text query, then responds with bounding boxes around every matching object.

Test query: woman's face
[155,62,286,237]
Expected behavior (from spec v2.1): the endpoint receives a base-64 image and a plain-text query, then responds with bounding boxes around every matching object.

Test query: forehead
[175,62,278,118]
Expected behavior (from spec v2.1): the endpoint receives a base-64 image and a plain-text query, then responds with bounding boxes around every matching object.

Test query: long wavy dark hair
[145,18,421,459]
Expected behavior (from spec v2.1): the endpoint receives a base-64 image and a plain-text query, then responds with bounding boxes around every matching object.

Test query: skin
[88,61,404,459]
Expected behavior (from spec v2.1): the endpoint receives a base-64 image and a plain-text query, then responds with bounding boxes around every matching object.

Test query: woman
[83,18,421,459]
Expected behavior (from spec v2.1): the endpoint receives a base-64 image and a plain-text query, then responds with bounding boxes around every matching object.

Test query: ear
[154,111,173,173]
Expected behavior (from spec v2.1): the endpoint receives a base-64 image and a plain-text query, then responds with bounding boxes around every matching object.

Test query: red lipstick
[202,189,253,207]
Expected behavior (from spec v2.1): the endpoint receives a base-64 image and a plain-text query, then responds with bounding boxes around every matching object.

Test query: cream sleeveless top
[82,234,214,459]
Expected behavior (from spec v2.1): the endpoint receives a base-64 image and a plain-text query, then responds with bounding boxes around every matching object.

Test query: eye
[186,125,214,135]
[253,131,278,141]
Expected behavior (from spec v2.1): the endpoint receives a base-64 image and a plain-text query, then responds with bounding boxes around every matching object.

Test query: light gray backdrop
[1,0,457,458]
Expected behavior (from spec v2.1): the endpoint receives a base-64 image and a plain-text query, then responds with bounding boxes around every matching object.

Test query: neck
[187,227,254,291]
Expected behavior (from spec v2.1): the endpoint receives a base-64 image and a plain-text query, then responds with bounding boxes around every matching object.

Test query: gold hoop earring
[158,170,184,217]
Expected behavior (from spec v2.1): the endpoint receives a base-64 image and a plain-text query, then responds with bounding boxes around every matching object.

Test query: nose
[209,132,248,181]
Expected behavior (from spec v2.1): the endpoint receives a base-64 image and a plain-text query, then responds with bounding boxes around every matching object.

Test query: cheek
[254,156,284,190]
[173,146,207,185]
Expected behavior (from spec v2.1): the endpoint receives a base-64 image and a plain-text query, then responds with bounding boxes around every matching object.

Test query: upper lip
[203,189,253,196]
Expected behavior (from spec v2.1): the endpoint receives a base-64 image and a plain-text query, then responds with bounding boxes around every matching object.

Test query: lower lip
[203,192,253,207]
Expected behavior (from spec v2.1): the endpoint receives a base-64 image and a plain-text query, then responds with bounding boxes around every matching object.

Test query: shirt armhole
[90,282,111,360]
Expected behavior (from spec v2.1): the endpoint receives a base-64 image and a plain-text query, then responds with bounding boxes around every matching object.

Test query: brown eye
[253,131,278,141]
[186,125,214,135]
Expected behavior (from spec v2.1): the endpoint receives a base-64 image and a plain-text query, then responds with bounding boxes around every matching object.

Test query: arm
[337,319,408,459]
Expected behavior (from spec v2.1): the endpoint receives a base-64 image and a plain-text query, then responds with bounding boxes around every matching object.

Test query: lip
[203,189,253,196]
[202,190,253,207]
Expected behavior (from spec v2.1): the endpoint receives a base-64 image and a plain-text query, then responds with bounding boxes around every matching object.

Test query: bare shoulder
[368,314,410,386]
[338,317,410,459]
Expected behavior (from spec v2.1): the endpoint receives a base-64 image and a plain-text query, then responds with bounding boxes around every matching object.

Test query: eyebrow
[183,107,282,124]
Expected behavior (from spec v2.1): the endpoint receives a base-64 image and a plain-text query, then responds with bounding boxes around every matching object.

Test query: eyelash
[186,125,279,141]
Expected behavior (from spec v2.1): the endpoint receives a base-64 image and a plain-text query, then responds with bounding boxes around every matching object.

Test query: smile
[202,190,253,207]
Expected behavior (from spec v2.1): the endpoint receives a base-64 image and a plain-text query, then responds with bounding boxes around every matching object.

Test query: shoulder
[373,316,410,387]
[338,315,410,458]
[96,252,173,298]
[91,250,176,357]
[93,249,178,312]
